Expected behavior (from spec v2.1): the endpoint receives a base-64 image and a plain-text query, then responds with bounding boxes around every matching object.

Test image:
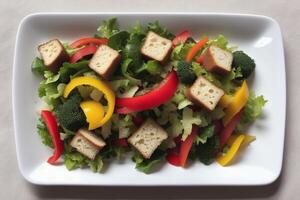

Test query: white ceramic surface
[12,12,286,186]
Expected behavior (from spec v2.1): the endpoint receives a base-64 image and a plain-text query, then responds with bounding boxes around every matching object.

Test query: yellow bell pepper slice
[63,76,115,129]
[227,134,256,146]
[216,135,245,166]
[217,134,256,166]
[243,135,256,145]
[80,101,105,130]
[219,94,233,108]
[222,81,249,126]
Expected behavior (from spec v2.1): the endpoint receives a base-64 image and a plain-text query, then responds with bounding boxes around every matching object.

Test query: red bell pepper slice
[195,53,205,64]
[166,147,181,166]
[172,30,190,47]
[70,37,108,48]
[113,138,128,147]
[41,110,63,165]
[116,71,179,114]
[186,36,209,62]
[179,125,198,166]
[166,126,198,167]
[213,120,223,134]
[219,110,243,148]
[69,45,98,64]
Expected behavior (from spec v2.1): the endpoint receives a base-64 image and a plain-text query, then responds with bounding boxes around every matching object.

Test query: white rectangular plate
[12,12,286,186]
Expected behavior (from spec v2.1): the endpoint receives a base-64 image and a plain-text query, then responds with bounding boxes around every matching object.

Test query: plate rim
[12,12,286,186]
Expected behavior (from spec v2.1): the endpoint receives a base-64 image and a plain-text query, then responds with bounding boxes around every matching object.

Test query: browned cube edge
[202,45,231,74]
[88,45,122,80]
[185,77,225,111]
[38,39,70,73]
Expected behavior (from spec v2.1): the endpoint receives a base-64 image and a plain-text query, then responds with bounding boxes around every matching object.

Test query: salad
[32,18,267,174]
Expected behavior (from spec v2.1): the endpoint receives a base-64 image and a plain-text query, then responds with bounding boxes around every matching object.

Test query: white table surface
[1,0,299,199]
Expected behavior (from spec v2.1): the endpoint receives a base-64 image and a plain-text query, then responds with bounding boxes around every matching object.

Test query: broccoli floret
[176,61,197,84]
[232,51,256,79]
[56,93,87,131]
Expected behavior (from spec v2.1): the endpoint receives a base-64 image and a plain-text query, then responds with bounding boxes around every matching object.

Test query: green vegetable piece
[63,43,81,56]
[136,60,161,75]
[31,57,46,76]
[133,149,166,174]
[59,60,90,83]
[38,81,65,109]
[131,22,146,35]
[207,34,228,50]
[87,156,104,172]
[195,124,214,144]
[121,58,141,85]
[196,135,219,165]
[147,21,174,40]
[56,93,87,131]
[44,71,60,84]
[171,43,194,61]
[123,33,145,68]
[241,91,267,123]
[232,51,256,79]
[64,151,87,170]
[108,30,130,50]
[37,118,53,148]
[176,61,196,84]
[95,17,119,38]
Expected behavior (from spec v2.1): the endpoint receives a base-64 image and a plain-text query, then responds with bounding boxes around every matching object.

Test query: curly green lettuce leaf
[38,82,66,109]
[147,21,174,39]
[133,150,166,174]
[207,34,237,52]
[44,71,60,84]
[131,21,146,35]
[167,112,183,138]
[64,144,105,172]
[171,43,194,61]
[217,69,241,94]
[241,91,267,123]
[31,57,46,76]
[95,17,119,38]
[207,35,228,50]
[87,156,104,173]
[64,151,88,170]
[178,99,192,110]
[108,30,130,50]
[181,107,202,141]
[195,124,214,145]
[191,62,221,84]
[37,118,53,148]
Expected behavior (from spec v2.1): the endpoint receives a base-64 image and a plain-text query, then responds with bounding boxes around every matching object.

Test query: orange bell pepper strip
[186,36,209,62]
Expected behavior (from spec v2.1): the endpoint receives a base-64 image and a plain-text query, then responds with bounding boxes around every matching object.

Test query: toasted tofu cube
[202,45,233,74]
[141,31,172,63]
[89,45,121,79]
[128,119,168,159]
[187,76,224,111]
[70,129,106,160]
[38,39,69,72]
